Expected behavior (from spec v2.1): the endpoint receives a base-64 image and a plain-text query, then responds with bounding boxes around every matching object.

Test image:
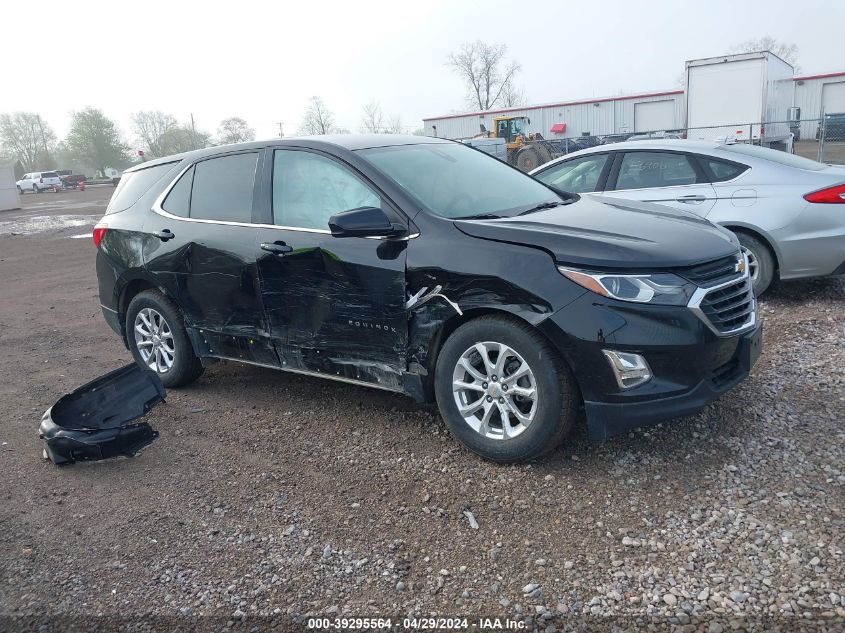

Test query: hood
[454,195,739,269]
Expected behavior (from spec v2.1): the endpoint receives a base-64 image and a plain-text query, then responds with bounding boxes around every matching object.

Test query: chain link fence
[598,117,844,165]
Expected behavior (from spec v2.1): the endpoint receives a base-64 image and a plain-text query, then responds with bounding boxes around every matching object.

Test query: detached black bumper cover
[39,364,165,465]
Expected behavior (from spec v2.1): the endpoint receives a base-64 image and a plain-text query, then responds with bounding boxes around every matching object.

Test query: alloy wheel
[741,246,759,282]
[133,307,176,373]
[451,341,538,440]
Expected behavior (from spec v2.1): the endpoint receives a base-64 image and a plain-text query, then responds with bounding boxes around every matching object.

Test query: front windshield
[511,118,526,136]
[357,142,559,219]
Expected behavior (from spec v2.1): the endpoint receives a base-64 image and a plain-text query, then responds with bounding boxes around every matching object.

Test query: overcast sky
[1,0,842,147]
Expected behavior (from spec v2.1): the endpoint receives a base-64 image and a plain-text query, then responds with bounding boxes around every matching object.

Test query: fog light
[602,350,652,389]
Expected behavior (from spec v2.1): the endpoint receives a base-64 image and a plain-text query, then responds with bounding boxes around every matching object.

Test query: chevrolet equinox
[95,135,762,462]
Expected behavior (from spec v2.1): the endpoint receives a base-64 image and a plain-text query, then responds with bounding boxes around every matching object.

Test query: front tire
[736,233,775,296]
[434,315,579,463]
[126,290,204,388]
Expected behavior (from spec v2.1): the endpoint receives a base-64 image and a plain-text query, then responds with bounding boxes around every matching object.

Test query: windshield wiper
[455,213,503,220]
[516,201,569,216]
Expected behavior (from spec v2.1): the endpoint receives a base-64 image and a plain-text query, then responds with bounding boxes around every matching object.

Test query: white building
[0,165,21,212]
[423,90,685,140]
[793,71,845,139]
[423,65,845,142]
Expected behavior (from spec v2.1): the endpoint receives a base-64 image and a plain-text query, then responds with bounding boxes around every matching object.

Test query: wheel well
[722,226,780,275]
[420,307,566,401]
[117,279,161,343]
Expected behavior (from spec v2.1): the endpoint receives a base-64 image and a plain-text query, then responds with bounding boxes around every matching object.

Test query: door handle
[152,229,175,241]
[676,195,706,203]
[260,241,293,255]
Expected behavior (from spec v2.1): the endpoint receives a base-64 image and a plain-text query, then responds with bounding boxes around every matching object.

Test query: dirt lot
[794,140,845,165]
[1,187,843,631]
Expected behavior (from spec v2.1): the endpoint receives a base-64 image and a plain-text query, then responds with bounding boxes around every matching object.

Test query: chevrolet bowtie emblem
[736,258,746,274]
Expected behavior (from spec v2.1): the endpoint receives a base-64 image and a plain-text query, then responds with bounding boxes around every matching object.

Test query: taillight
[804,184,845,204]
[92,223,108,248]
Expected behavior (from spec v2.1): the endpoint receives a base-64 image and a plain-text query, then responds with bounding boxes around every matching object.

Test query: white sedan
[531,140,845,295]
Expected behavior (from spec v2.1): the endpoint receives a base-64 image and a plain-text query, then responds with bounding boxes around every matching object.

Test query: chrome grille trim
[688,252,757,337]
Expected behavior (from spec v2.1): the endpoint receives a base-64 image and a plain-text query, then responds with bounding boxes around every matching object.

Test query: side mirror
[328,206,404,238]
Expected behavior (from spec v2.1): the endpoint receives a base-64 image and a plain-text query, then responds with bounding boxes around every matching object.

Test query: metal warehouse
[423,90,685,140]
[424,66,845,141]
[793,71,845,139]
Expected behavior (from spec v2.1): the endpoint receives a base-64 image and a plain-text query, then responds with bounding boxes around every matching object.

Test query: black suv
[94,135,761,462]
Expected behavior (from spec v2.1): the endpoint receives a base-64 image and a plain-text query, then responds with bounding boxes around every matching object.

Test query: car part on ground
[39,364,165,465]
[530,138,845,295]
[95,134,760,462]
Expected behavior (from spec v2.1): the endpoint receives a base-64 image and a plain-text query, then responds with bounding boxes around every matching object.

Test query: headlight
[558,267,695,306]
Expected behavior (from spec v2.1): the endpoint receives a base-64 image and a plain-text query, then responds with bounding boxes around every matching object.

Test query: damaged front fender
[39,364,165,465]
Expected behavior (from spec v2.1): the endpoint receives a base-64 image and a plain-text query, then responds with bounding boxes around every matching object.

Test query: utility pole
[36,114,49,161]
[277,122,284,138]
[190,113,197,150]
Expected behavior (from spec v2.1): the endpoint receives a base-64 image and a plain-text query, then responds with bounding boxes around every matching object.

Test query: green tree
[0,112,57,171]
[64,107,129,176]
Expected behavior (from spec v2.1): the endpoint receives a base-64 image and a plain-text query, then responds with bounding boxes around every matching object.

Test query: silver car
[530,140,845,294]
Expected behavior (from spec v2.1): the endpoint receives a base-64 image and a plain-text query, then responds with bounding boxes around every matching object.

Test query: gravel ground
[0,189,843,631]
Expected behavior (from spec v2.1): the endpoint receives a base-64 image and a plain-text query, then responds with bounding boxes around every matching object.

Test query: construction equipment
[483,116,591,172]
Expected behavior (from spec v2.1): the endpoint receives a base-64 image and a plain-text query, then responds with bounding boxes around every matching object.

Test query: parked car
[60,174,87,189]
[600,133,634,145]
[16,171,62,193]
[94,136,760,462]
[817,112,845,142]
[531,139,845,295]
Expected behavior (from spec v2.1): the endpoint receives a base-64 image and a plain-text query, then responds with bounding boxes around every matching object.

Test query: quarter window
[615,152,698,190]
[702,158,748,182]
[534,154,609,193]
[273,150,380,230]
[190,153,258,223]
[162,166,194,217]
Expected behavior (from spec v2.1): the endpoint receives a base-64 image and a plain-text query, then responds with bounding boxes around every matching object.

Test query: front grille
[681,255,741,286]
[699,277,755,333]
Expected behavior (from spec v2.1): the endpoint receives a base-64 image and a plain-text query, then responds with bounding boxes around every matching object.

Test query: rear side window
[702,158,748,182]
[615,152,698,190]
[190,153,258,222]
[107,162,178,214]
[162,166,194,217]
[534,154,609,193]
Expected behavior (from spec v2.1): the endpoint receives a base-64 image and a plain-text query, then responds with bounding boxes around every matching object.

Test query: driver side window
[534,154,609,193]
[273,150,380,230]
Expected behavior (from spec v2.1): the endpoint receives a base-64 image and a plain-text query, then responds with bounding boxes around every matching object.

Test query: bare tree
[360,101,385,133]
[298,97,337,135]
[0,112,57,171]
[131,110,178,157]
[500,82,527,108]
[447,41,522,110]
[384,115,404,134]
[730,37,799,66]
[217,117,255,145]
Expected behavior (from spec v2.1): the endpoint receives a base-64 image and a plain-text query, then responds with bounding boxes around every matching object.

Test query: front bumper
[539,291,762,440]
[582,325,761,439]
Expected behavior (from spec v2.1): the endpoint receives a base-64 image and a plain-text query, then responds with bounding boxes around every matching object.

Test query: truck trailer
[685,52,794,149]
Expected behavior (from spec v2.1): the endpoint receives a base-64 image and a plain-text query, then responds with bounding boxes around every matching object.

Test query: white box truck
[685,52,794,148]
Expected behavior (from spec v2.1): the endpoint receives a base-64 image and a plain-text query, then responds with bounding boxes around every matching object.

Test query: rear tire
[735,232,775,296]
[515,147,541,172]
[434,315,578,463]
[33,185,39,194]
[126,290,204,388]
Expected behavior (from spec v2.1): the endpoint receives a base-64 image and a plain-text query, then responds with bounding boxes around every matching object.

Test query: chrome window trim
[151,161,418,239]
[687,252,757,337]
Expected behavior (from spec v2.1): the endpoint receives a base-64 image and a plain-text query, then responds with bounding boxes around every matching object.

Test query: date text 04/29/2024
[306,617,524,629]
